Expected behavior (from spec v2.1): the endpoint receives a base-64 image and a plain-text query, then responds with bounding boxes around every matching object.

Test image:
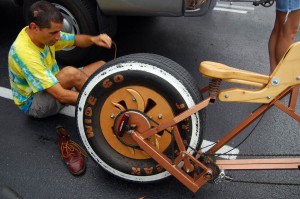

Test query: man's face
[31,21,63,47]
[39,22,63,46]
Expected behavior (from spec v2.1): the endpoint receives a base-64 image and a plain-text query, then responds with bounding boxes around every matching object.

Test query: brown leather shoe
[56,125,87,175]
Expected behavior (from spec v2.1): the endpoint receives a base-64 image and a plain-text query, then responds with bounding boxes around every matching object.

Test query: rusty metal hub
[113,110,151,148]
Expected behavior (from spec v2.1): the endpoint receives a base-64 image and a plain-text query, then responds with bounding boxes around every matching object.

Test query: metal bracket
[214,170,233,184]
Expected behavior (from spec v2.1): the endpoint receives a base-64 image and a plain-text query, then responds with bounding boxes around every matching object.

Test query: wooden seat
[199,42,300,103]
[200,61,269,87]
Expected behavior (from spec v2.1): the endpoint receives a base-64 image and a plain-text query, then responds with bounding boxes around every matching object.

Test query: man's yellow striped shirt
[8,26,75,113]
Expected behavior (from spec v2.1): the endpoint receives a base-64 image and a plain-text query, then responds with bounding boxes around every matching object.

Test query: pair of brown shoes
[56,126,87,175]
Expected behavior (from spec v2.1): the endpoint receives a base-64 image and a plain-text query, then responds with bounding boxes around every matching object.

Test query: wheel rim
[100,86,174,160]
[52,3,79,51]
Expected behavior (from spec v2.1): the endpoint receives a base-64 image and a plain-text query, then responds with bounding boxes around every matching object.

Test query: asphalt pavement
[0,1,299,199]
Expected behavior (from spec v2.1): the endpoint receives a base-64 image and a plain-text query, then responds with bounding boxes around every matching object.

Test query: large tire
[76,53,206,182]
[23,0,117,66]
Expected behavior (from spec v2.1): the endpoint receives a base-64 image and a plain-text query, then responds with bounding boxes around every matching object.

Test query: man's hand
[91,34,112,49]
[46,83,79,105]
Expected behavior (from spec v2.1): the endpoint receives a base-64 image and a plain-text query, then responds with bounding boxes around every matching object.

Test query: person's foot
[56,125,87,175]
[195,0,206,8]
[186,0,206,11]
[186,0,196,10]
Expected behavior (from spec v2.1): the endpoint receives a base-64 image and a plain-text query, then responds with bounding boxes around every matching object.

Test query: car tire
[23,0,117,66]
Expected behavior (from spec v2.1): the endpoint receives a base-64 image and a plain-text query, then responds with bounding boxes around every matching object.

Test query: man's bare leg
[55,60,105,92]
[275,10,300,65]
[269,10,300,73]
[56,66,88,91]
[268,12,279,73]
[82,60,106,77]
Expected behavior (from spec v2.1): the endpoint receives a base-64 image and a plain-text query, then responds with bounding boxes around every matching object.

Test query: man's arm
[46,83,79,105]
[74,34,112,49]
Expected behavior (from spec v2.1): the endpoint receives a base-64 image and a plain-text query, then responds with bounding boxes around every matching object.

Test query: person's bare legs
[268,12,279,73]
[275,10,300,64]
[269,10,300,73]
[82,60,106,76]
[56,66,88,91]
[55,60,105,91]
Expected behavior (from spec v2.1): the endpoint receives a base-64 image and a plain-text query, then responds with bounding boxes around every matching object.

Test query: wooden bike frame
[126,42,300,193]
[129,84,300,193]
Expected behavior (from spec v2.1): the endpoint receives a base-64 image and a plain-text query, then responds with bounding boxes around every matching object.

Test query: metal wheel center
[113,110,151,148]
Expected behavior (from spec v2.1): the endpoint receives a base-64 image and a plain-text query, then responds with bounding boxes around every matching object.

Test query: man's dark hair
[28,0,63,29]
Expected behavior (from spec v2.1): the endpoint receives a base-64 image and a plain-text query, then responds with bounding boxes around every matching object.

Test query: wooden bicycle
[76,42,300,193]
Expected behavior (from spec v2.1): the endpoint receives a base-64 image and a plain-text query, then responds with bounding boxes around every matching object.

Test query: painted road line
[59,105,75,117]
[202,140,238,160]
[0,87,13,100]
[0,86,239,159]
[213,7,248,14]
[0,86,76,117]
[216,3,255,11]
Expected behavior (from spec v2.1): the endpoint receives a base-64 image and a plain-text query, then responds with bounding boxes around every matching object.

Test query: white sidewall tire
[76,54,204,182]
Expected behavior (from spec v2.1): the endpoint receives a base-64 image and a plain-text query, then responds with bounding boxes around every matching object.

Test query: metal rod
[130,130,210,193]
[208,86,297,153]
[141,97,211,140]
